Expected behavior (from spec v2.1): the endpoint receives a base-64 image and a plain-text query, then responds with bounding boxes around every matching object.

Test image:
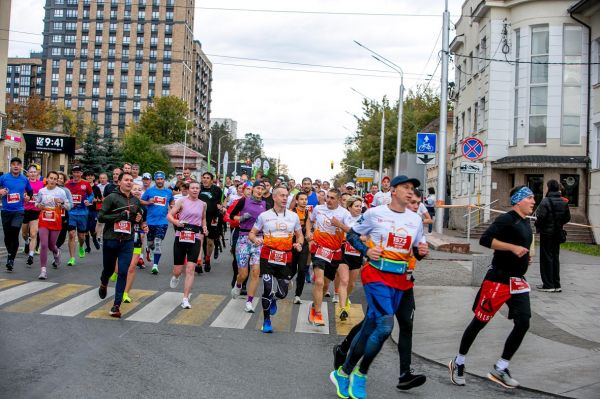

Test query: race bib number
[315,246,334,262]
[114,220,132,234]
[42,210,57,222]
[211,217,218,227]
[153,196,167,206]
[7,193,20,203]
[386,233,411,252]
[509,277,531,294]
[72,194,82,204]
[268,249,288,266]
[179,231,196,243]
[344,242,361,257]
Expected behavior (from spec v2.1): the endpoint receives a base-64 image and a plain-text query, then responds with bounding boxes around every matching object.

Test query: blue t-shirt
[307,191,318,208]
[0,173,33,212]
[141,186,173,225]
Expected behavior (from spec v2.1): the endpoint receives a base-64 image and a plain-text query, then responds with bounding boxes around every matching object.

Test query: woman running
[290,191,312,304]
[122,183,148,303]
[55,172,74,252]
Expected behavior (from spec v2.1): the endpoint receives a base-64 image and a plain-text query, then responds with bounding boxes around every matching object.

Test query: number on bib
[114,221,132,234]
[179,231,196,243]
[268,249,288,266]
[315,246,334,262]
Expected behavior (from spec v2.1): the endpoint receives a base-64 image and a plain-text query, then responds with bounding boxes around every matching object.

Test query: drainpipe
[569,10,591,222]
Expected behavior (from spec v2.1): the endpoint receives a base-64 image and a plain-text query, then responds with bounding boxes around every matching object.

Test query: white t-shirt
[310,204,353,250]
[36,186,71,210]
[417,203,428,217]
[254,209,301,251]
[373,191,391,207]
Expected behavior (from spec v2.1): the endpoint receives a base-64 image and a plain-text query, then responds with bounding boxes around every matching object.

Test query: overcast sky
[9,0,462,181]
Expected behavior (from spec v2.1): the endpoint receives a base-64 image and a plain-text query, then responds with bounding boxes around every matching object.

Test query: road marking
[0,281,56,307]
[0,279,26,290]
[43,287,115,317]
[255,299,293,333]
[126,292,182,323]
[210,297,259,329]
[295,301,329,334]
[335,304,365,336]
[86,289,155,320]
[169,294,226,326]
[4,284,90,314]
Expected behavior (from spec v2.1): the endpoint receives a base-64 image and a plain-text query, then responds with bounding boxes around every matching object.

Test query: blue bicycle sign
[416,133,437,154]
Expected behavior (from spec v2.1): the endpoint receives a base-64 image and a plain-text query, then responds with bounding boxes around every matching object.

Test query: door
[526,174,544,206]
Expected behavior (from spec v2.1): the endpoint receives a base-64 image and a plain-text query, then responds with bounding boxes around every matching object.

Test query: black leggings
[1,211,23,260]
[291,242,309,296]
[261,274,289,320]
[459,314,530,360]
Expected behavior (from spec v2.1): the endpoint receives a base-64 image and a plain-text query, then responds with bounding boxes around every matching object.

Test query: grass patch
[560,242,600,256]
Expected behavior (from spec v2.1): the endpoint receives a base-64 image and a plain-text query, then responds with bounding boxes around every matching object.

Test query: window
[106,99,113,109]
[136,49,144,58]
[65,86,72,95]
[529,25,549,144]
[65,35,76,43]
[78,99,85,108]
[137,36,144,45]
[65,99,72,108]
[560,174,579,206]
[120,88,127,97]
[122,48,129,58]
[95,35,103,44]
[596,125,600,169]
[138,11,145,20]
[149,75,156,83]
[51,87,59,95]
[150,49,157,59]
[109,35,116,44]
[94,48,102,57]
[80,61,87,69]
[110,22,117,32]
[150,37,158,46]
[81,35,89,44]
[67,9,78,18]
[121,61,129,70]
[54,9,63,18]
[66,60,73,69]
[162,88,170,96]
[164,51,171,60]
[80,48,88,57]
[513,29,520,146]
[65,73,73,82]
[55,0,64,4]
[149,62,156,72]
[133,101,140,110]
[92,99,99,109]
[78,87,86,96]
[124,23,131,32]
[562,25,583,145]
[121,75,128,83]
[96,22,104,31]
[135,61,142,71]
[110,10,117,19]
[479,37,487,72]
[106,87,113,96]
[123,36,130,44]
[107,74,114,83]
[51,73,59,82]
[152,11,159,20]
[79,73,87,82]
[53,35,62,43]
[93,74,100,83]
[53,22,63,30]
[124,10,131,19]
[51,47,61,56]
[134,75,142,84]
[165,24,172,34]
[473,101,479,132]
[163,62,171,71]
[96,10,104,19]
[164,37,172,46]
[82,22,89,32]
[166,11,173,21]
[151,23,158,32]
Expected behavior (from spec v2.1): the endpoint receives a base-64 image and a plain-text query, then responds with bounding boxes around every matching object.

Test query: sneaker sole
[487,373,518,389]
[396,374,426,390]
[448,361,466,386]
[329,371,350,399]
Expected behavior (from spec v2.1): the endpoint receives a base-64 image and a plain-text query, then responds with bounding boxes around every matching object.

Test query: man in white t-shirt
[372,176,392,207]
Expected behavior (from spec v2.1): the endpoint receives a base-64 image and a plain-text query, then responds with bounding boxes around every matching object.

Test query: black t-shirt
[263,193,274,210]
[199,184,223,217]
[88,185,103,212]
[479,210,533,283]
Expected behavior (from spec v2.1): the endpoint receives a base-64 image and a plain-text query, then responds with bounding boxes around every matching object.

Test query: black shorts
[23,210,40,224]
[260,258,293,280]
[342,254,363,270]
[173,237,201,265]
[312,255,341,281]
[206,224,220,239]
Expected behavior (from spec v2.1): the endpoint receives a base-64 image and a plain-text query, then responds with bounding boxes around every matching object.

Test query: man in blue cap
[140,171,174,275]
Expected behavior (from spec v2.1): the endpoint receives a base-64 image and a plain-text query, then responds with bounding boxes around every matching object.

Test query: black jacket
[535,192,571,235]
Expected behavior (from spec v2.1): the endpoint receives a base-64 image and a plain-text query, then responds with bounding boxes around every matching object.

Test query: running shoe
[294,296,302,304]
[346,298,352,307]
[325,291,332,298]
[78,246,86,258]
[181,298,192,309]
[554,287,562,292]
[339,309,349,322]
[487,366,519,389]
[329,367,350,399]
[231,286,241,299]
[269,299,278,316]
[333,344,346,370]
[67,257,75,266]
[349,370,367,399]
[261,319,273,333]
[137,258,145,269]
[151,264,159,275]
[535,284,555,293]
[110,272,118,282]
[204,258,211,272]
[332,293,339,303]
[109,304,121,318]
[314,311,325,326]
[26,255,34,267]
[145,248,151,262]
[170,275,180,289]
[85,246,91,254]
[195,262,203,274]
[396,370,426,390]
[5,258,13,272]
[244,300,254,313]
[92,236,100,250]
[52,249,60,269]
[38,267,48,280]
[448,357,466,386]
[35,248,40,255]
[308,304,316,324]
[98,284,107,299]
[122,292,132,303]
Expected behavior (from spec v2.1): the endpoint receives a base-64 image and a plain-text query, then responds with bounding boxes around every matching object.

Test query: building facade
[40,0,211,148]
[0,0,13,168]
[6,57,44,103]
[450,0,591,230]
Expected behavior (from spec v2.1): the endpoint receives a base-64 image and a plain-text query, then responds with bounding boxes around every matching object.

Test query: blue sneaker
[329,367,350,399]
[261,319,273,333]
[349,370,367,399]
[269,299,278,316]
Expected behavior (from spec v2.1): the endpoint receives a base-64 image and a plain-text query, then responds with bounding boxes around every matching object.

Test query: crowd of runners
[0,156,537,398]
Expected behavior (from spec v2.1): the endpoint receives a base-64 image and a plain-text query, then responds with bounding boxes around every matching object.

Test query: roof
[568,0,600,14]
[420,111,454,132]
[7,57,43,66]
[492,155,589,169]
[163,143,205,159]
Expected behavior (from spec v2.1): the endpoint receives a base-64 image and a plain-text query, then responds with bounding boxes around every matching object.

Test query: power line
[419,27,442,85]
[197,7,439,17]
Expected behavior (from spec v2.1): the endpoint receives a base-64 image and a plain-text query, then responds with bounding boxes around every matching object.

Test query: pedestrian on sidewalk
[534,179,570,293]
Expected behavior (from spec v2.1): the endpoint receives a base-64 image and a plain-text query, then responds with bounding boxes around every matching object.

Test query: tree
[102,133,123,171]
[238,132,263,162]
[121,131,174,175]
[5,96,57,130]
[80,123,107,175]
[132,96,189,144]
[204,121,238,174]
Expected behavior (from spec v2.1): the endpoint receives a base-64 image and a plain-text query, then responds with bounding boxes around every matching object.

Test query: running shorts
[68,213,88,232]
[147,224,168,242]
[173,237,201,265]
[472,279,531,323]
[312,255,341,281]
[23,209,40,224]
[364,282,404,319]
[236,235,261,268]
[259,258,293,280]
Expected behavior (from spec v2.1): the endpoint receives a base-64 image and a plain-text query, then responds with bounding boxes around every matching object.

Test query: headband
[154,171,165,180]
[510,187,534,206]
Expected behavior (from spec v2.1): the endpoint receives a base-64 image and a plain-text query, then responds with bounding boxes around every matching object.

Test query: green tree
[204,121,238,175]
[238,132,264,162]
[80,123,107,175]
[132,96,189,144]
[5,96,57,131]
[102,133,123,171]
[121,132,174,175]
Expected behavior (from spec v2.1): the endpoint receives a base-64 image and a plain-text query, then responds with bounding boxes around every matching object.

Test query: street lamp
[354,40,404,176]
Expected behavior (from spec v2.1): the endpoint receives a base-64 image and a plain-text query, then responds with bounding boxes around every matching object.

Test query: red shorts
[472,280,511,322]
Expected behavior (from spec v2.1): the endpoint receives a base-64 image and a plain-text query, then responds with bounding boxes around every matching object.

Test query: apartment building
[449,0,592,229]
[40,0,211,149]
[6,57,44,103]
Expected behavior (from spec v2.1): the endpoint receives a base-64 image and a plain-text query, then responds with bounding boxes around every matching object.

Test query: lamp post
[354,40,404,176]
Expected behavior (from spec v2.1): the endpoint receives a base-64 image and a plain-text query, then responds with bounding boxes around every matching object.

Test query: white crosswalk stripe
[295,301,330,334]
[126,292,182,323]
[0,281,56,306]
[42,287,115,317]
[210,297,260,329]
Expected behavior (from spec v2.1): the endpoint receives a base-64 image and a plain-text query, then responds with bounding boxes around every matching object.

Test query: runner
[122,162,132,174]
[104,167,122,196]
[65,165,94,266]
[411,189,433,230]
[167,181,208,309]
[449,185,535,389]
[364,184,378,208]
[97,172,145,318]
[199,172,223,272]
[224,182,250,288]
[249,186,303,333]
[307,188,352,326]
[55,172,73,252]
[22,164,44,266]
[95,172,110,246]
[35,171,71,279]
[122,183,148,303]
[230,180,267,312]
[141,173,152,194]
[290,191,312,304]
[0,157,33,271]
[262,178,274,210]
[131,164,142,185]
[140,171,173,275]
[84,170,102,253]
[329,175,428,399]
[372,176,391,207]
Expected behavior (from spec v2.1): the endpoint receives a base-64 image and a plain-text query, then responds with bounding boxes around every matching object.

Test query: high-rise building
[40,0,211,147]
[6,57,44,103]
[210,117,237,139]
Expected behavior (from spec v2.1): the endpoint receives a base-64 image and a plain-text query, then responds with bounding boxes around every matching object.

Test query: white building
[449,0,592,232]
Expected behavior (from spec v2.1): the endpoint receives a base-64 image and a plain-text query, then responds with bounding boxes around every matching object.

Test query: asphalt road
[0,230,559,399]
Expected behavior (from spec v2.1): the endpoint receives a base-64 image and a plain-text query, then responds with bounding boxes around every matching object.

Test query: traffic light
[330,160,334,169]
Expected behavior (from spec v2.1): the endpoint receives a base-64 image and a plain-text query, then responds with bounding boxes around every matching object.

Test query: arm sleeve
[230,197,245,217]
[98,196,121,223]
[25,181,33,197]
[479,214,507,248]
[347,228,369,257]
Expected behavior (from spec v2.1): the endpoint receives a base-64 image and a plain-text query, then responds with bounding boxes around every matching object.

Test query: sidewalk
[396,240,600,398]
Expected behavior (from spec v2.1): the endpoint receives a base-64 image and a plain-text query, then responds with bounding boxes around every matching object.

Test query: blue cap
[253,179,265,188]
[390,175,420,188]
[154,171,166,180]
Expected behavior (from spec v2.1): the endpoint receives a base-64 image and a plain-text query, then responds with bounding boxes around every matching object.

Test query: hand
[84,200,90,206]
[240,212,252,222]
[142,225,149,233]
[305,232,313,241]
[330,217,342,228]
[135,213,142,223]
[254,237,263,246]
[177,220,185,228]
[0,188,7,196]
[53,198,63,206]
[417,242,429,257]
[366,246,383,261]
[293,243,303,252]
[511,245,529,258]
[202,226,208,235]
[119,210,130,220]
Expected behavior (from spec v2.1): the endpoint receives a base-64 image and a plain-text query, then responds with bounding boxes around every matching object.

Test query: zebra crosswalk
[0,278,365,335]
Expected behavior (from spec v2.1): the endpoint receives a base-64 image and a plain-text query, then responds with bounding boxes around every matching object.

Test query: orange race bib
[7,193,20,203]
[179,231,196,243]
[114,221,132,234]
[268,249,288,266]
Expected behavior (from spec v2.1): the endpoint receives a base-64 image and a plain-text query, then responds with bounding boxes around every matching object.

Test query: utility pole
[379,110,385,187]
[435,0,450,234]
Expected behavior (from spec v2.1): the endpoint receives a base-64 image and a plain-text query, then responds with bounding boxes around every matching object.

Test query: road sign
[416,154,436,165]
[355,168,376,183]
[460,161,483,174]
[416,132,437,154]
[462,137,484,161]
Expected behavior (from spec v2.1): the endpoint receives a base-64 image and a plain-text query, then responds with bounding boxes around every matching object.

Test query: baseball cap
[72,165,82,172]
[154,171,165,180]
[382,175,391,183]
[234,175,241,181]
[253,179,265,188]
[390,175,420,188]
[345,182,356,189]
[9,157,22,164]
[142,173,152,180]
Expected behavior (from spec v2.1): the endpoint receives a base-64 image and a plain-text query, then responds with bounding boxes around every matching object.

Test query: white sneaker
[332,294,339,303]
[38,267,47,280]
[169,275,180,289]
[294,296,302,304]
[231,286,241,298]
[181,298,191,309]
[244,300,255,313]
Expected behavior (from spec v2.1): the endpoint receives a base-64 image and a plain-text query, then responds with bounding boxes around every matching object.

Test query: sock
[28,251,34,256]
[495,358,509,371]
[455,354,466,366]
[247,295,253,303]
[236,283,242,288]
